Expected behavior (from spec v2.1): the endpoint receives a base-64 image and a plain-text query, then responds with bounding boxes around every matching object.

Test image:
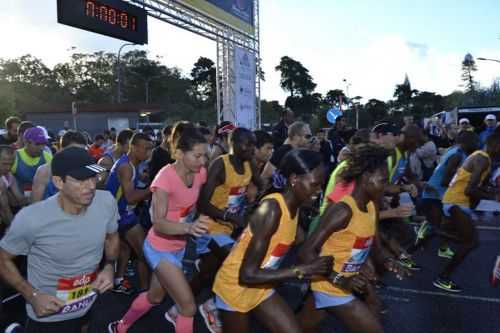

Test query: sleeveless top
[422,146,466,200]
[105,155,138,220]
[311,195,376,297]
[443,150,491,208]
[207,154,252,235]
[213,193,297,312]
[12,148,52,195]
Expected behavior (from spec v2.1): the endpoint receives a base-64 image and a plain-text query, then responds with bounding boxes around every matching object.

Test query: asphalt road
[2,212,499,333]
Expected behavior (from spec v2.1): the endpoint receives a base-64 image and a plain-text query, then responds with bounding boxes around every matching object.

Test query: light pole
[117,43,136,103]
[477,57,500,64]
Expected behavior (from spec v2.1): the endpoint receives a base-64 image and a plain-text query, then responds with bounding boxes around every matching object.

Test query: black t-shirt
[270,144,293,168]
[0,135,16,145]
[149,146,174,180]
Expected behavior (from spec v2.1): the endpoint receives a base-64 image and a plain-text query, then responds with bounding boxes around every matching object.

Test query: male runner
[106,133,152,293]
[434,133,500,292]
[0,147,118,332]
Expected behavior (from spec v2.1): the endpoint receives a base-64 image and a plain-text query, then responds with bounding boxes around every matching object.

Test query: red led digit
[85,0,95,18]
[120,13,128,29]
[99,5,108,22]
[131,16,137,31]
[108,8,116,25]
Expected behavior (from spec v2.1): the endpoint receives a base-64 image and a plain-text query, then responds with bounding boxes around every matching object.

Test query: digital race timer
[57,0,148,44]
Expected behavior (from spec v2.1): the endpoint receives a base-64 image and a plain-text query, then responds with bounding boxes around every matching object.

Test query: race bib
[227,186,247,214]
[262,243,291,270]
[342,237,373,273]
[179,205,196,224]
[55,272,97,315]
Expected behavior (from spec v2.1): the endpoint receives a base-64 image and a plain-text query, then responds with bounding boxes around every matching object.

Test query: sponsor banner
[179,0,254,35]
[233,46,257,129]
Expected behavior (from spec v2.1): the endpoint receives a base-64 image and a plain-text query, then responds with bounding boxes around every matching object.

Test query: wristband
[331,272,344,286]
[291,266,305,280]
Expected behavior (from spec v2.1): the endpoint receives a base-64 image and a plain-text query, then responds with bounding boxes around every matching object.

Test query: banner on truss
[233,46,256,129]
[178,0,254,35]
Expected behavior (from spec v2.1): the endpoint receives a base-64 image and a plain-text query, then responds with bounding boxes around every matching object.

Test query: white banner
[233,46,256,129]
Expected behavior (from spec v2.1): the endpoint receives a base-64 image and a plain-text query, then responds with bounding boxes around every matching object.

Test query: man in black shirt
[0,117,21,146]
[271,108,295,148]
[262,121,312,186]
[148,125,174,180]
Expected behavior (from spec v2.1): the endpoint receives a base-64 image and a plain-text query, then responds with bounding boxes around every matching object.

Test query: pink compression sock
[175,314,194,333]
[117,292,154,333]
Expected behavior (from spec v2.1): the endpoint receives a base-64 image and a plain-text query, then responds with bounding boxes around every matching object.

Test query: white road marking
[386,286,500,303]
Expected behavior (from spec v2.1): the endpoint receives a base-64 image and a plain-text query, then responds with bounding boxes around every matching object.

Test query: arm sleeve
[0,208,34,256]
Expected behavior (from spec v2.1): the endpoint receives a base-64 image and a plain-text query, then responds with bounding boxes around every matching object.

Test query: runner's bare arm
[198,157,227,221]
[31,164,50,203]
[0,248,37,303]
[117,163,150,204]
[240,199,332,285]
[250,159,263,192]
[464,156,495,201]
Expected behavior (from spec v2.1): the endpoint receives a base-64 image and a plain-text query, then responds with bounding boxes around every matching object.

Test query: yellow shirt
[213,193,297,313]
[442,151,491,208]
[207,154,251,235]
[311,195,376,297]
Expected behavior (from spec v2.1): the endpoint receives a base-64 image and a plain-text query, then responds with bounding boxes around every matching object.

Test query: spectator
[0,117,21,146]
[271,108,295,148]
[320,116,348,174]
[479,114,497,148]
[458,118,472,132]
[88,134,105,160]
[13,121,34,150]
[253,130,273,173]
[210,121,236,162]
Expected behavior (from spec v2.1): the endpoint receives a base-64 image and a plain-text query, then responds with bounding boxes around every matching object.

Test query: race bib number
[227,186,247,214]
[55,272,97,315]
[341,237,373,273]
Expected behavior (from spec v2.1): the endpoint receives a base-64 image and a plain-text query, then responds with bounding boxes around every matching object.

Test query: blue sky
[1,0,499,104]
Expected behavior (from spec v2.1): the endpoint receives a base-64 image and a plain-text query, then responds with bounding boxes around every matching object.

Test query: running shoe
[433,277,462,293]
[112,278,135,295]
[398,257,422,271]
[5,323,23,333]
[491,255,500,287]
[107,321,120,333]
[438,246,455,259]
[164,305,179,328]
[199,298,223,333]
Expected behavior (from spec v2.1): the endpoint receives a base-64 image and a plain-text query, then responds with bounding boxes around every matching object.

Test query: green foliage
[275,56,316,97]
[461,53,477,93]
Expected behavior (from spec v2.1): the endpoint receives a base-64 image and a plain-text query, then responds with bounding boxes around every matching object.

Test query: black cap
[371,122,401,135]
[52,147,106,181]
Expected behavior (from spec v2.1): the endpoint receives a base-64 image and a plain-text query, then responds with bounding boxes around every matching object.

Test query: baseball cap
[485,114,497,121]
[217,123,237,135]
[36,126,51,140]
[52,147,106,181]
[371,122,401,135]
[459,118,470,124]
[24,127,48,144]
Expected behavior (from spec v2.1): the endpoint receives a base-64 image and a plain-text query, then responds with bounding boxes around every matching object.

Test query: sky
[1,0,500,104]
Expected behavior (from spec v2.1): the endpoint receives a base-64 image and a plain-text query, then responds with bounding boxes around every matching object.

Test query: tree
[324,89,346,106]
[190,57,216,103]
[412,91,444,117]
[461,53,477,93]
[365,99,388,122]
[393,74,418,112]
[275,56,316,97]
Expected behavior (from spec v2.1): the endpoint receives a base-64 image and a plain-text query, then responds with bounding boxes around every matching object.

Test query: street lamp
[477,57,500,64]
[117,43,136,103]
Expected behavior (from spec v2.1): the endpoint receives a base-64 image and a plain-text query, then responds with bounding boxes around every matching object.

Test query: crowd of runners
[0,111,498,333]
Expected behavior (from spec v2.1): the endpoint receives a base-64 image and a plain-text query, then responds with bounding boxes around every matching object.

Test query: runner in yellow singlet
[212,149,332,333]
[433,132,500,293]
[298,144,410,333]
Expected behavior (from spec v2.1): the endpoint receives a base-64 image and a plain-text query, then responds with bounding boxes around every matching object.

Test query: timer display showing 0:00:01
[85,0,138,31]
